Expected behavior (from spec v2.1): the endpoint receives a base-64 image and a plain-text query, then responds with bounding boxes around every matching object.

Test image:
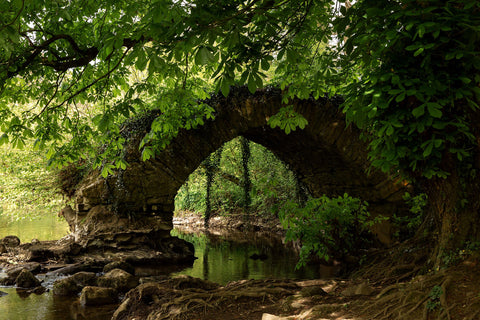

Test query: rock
[300,286,328,297]
[0,244,6,254]
[103,261,135,275]
[31,239,40,244]
[6,262,41,277]
[15,269,41,288]
[0,277,13,286]
[31,286,46,294]
[6,267,25,280]
[97,269,138,293]
[53,271,98,296]
[52,277,80,296]
[80,286,117,306]
[71,271,98,287]
[0,291,7,297]
[341,282,374,296]
[1,235,20,248]
[48,262,102,275]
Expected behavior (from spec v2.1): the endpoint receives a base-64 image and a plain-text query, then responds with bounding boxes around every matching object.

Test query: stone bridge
[71,87,408,254]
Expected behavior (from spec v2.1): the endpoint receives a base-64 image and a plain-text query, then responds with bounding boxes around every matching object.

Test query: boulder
[0,277,12,286]
[80,286,117,306]
[15,269,41,288]
[103,261,135,275]
[98,269,138,293]
[1,235,20,248]
[53,271,98,296]
[52,277,80,296]
[71,271,98,287]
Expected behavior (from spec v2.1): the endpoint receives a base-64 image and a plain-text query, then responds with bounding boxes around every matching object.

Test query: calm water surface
[0,213,69,243]
[0,219,327,320]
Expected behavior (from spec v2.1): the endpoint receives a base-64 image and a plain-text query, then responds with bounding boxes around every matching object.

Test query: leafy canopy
[337,0,480,179]
[1,0,479,181]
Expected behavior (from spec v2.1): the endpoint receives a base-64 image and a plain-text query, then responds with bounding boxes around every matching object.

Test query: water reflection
[0,214,69,243]
[0,225,329,320]
[170,227,325,284]
[0,287,117,320]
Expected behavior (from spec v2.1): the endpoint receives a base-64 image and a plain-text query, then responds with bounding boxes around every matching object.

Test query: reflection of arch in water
[75,87,408,242]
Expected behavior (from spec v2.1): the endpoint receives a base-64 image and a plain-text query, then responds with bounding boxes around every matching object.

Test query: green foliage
[0,0,334,170]
[0,144,63,220]
[426,285,443,311]
[442,241,480,267]
[175,137,296,217]
[278,193,374,268]
[267,106,308,134]
[1,0,478,187]
[392,192,427,240]
[336,0,480,179]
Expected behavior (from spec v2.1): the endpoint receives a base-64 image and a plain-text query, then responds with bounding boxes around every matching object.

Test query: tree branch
[0,0,25,32]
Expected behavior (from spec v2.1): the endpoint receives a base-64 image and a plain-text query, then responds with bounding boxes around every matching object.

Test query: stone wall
[72,87,409,246]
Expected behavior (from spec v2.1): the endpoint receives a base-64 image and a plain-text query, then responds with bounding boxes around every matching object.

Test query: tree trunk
[421,157,480,268]
[204,155,214,229]
[240,136,251,214]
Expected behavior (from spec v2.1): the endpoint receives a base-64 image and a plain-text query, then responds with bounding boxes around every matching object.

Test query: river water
[0,216,328,320]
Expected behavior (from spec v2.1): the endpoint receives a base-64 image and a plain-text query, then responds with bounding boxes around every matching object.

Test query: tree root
[353,271,457,320]
[116,277,300,320]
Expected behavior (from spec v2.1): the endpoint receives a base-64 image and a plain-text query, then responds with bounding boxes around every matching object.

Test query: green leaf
[261,59,270,71]
[413,47,424,56]
[423,142,433,157]
[395,93,406,102]
[427,103,442,118]
[247,74,257,93]
[459,77,471,84]
[220,77,230,97]
[97,114,112,132]
[136,49,148,71]
[412,105,425,118]
[195,47,215,65]
[0,134,8,145]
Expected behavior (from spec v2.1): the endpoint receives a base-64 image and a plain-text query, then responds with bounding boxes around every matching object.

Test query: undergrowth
[0,144,63,220]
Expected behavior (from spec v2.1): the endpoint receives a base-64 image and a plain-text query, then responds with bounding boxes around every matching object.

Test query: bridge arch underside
[75,87,408,245]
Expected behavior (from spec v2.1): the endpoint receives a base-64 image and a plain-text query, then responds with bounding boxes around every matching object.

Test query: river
[0,215,329,320]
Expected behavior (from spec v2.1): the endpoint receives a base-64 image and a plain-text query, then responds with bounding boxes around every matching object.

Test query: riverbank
[2,216,480,319]
[173,210,286,235]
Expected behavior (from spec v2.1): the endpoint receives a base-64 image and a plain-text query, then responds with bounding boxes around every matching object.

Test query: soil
[111,257,480,320]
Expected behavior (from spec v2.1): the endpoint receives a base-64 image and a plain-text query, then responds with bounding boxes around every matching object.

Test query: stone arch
[74,87,408,247]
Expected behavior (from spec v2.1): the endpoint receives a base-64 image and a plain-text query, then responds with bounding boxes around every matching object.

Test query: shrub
[279,193,377,268]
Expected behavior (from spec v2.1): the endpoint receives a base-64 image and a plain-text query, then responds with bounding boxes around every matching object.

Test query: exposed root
[112,277,300,320]
[349,261,480,320]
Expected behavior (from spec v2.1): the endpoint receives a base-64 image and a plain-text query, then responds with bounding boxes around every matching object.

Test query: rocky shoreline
[0,214,371,320]
[173,210,286,235]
